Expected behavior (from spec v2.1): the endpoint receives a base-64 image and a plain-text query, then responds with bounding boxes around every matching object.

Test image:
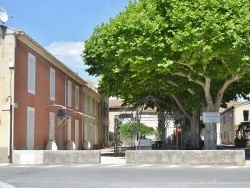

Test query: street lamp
[8,62,15,163]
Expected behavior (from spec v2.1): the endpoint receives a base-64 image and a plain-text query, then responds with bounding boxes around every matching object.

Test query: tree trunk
[190,111,200,149]
[204,123,217,150]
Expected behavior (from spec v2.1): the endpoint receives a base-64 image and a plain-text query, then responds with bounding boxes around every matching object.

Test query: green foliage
[234,137,248,148]
[83,0,250,110]
[234,121,250,148]
[246,140,250,149]
[83,0,250,149]
[120,122,154,139]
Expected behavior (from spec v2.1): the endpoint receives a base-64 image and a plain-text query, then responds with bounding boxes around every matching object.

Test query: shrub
[234,137,248,148]
[246,140,250,149]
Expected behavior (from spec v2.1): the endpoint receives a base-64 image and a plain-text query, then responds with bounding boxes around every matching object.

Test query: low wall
[126,150,245,166]
[13,150,101,165]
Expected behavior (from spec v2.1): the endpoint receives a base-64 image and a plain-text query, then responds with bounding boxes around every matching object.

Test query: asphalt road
[1,164,250,188]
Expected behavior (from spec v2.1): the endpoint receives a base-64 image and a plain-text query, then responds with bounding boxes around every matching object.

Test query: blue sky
[1,0,129,82]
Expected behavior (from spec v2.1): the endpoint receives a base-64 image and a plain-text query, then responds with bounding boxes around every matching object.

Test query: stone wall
[126,150,245,166]
[13,150,101,165]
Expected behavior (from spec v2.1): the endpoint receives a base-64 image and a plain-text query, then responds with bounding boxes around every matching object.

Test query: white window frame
[50,68,55,101]
[67,80,72,107]
[75,85,79,110]
[28,53,36,94]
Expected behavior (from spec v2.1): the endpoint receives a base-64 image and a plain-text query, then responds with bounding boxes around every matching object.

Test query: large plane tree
[83,0,250,149]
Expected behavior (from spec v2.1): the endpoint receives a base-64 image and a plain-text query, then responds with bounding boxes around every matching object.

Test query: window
[75,86,79,109]
[90,97,93,114]
[84,122,88,141]
[88,96,91,112]
[223,116,226,124]
[94,124,98,144]
[84,96,88,112]
[92,99,96,115]
[100,100,103,115]
[75,120,79,149]
[50,68,55,101]
[28,53,36,94]
[49,112,55,141]
[243,110,249,122]
[67,118,71,141]
[27,107,35,150]
[67,80,72,107]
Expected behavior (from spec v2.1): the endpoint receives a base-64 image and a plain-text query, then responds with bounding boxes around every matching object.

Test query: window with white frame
[50,68,55,101]
[75,85,79,109]
[28,53,36,94]
[67,80,72,107]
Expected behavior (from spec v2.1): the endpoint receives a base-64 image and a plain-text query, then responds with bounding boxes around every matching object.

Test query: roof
[2,25,100,94]
[220,100,250,114]
[109,99,126,108]
[109,99,157,112]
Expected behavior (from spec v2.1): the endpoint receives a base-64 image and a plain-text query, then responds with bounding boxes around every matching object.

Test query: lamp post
[8,63,14,163]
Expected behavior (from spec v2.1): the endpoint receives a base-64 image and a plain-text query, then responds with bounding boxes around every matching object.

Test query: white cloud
[45,41,99,82]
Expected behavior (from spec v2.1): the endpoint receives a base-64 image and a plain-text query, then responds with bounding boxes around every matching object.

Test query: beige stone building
[109,99,159,141]
[219,101,250,145]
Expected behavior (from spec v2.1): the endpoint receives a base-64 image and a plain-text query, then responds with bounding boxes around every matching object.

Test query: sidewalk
[100,147,126,164]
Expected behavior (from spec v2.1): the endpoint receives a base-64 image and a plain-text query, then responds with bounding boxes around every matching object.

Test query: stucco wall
[0,26,16,162]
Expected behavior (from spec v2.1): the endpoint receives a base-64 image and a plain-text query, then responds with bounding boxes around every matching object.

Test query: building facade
[219,101,250,145]
[109,99,159,140]
[0,25,108,163]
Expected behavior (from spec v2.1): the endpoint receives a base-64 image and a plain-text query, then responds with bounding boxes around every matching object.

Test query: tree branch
[215,74,244,110]
[173,72,205,87]
[171,94,192,121]
[203,77,214,111]
[175,61,204,77]
[167,79,195,95]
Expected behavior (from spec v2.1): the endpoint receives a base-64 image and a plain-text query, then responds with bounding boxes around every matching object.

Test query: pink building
[0,25,109,163]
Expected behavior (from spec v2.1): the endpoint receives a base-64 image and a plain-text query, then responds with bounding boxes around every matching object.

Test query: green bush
[246,140,250,149]
[234,137,248,148]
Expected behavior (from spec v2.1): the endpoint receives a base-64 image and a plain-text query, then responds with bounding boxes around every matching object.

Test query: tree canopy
[83,0,250,149]
[120,122,154,140]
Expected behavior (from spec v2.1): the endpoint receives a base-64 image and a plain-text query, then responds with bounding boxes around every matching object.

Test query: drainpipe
[8,63,15,163]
